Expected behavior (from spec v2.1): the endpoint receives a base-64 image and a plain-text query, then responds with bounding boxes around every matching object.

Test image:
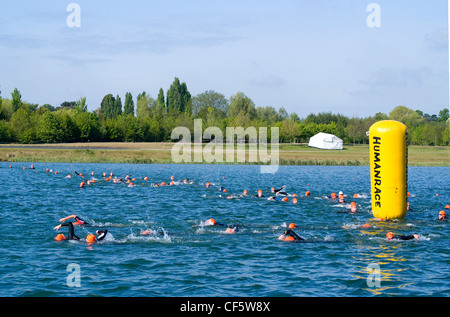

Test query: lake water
[0,162,448,298]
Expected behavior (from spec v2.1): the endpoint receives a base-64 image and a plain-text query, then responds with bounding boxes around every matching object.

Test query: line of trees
[0,78,449,145]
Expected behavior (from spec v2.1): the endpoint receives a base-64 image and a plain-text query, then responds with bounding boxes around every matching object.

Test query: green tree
[256,106,281,124]
[114,94,123,117]
[438,108,449,122]
[157,88,166,113]
[166,77,191,113]
[0,120,12,142]
[227,92,256,120]
[55,110,79,143]
[124,92,135,116]
[37,111,61,143]
[58,101,77,110]
[75,97,87,113]
[101,94,121,119]
[192,90,228,116]
[280,118,301,143]
[40,104,56,112]
[389,105,423,128]
[74,111,101,141]
[9,107,35,143]
[136,92,155,118]
[11,88,22,112]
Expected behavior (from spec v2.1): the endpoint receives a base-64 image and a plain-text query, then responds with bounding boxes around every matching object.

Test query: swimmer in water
[271,185,287,196]
[199,218,241,232]
[338,191,345,203]
[58,215,89,226]
[54,222,108,243]
[254,190,265,198]
[278,229,304,241]
[386,232,419,241]
[438,210,447,221]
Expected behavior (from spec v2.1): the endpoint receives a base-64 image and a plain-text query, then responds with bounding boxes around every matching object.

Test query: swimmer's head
[305,191,310,196]
[292,198,298,204]
[445,205,450,209]
[271,187,275,193]
[283,236,295,241]
[54,234,66,241]
[258,190,263,197]
[386,232,394,240]
[288,223,296,229]
[281,197,288,202]
[205,218,216,226]
[242,190,248,195]
[439,210,446,220]
[86,234,96,243]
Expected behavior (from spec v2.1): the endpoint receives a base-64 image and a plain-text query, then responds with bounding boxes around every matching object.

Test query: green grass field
[0,143,449,166]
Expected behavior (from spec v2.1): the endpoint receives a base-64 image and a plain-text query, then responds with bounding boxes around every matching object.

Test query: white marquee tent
[308,132,343,150]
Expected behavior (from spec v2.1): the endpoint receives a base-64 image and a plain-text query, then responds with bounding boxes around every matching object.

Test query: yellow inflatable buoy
[369,120,408,220]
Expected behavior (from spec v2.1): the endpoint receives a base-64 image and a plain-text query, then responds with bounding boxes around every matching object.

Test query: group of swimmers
[12,164,449,244]
[53,215,108,244]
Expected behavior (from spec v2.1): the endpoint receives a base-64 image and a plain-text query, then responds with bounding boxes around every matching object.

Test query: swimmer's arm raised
[59,215,77,223]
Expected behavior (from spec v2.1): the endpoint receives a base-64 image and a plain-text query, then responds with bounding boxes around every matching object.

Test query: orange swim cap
[243,190,248,195]
[439,210,446,216]
[292,198,298,204]
[305,191,310,196]
[55,234,66,241]
[386,232,394,240]
[86,234,96,243]
[361,224,371,229]
[283,236,295,241]
[445,205,450,209]
[209,218,216,225]
[79,182,85,188]
[282,197,288,202]
[288,223,296,229]
[161,182,166,186]
[225,228,235,234]
[144,177,149,181]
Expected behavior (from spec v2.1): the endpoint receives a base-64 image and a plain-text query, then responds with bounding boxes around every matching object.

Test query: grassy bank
[0,143,449,166]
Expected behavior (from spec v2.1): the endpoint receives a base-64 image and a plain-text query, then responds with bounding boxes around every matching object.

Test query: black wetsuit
[271,186,288,196]
[284,229,304,241]
[61,222,81,241]
[394,235,416,241]
[61,223,108,242]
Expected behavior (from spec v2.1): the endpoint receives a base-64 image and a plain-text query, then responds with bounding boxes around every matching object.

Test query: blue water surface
[0,162,448,297]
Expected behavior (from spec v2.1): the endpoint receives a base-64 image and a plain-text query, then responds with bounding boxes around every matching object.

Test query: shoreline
[0,143,449,167]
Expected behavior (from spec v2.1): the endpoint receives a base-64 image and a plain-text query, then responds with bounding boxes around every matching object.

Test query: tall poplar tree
[124,92,135,116]
[166,77,191,113]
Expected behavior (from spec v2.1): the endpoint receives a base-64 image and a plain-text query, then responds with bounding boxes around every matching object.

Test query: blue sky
[0,0,448,118]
